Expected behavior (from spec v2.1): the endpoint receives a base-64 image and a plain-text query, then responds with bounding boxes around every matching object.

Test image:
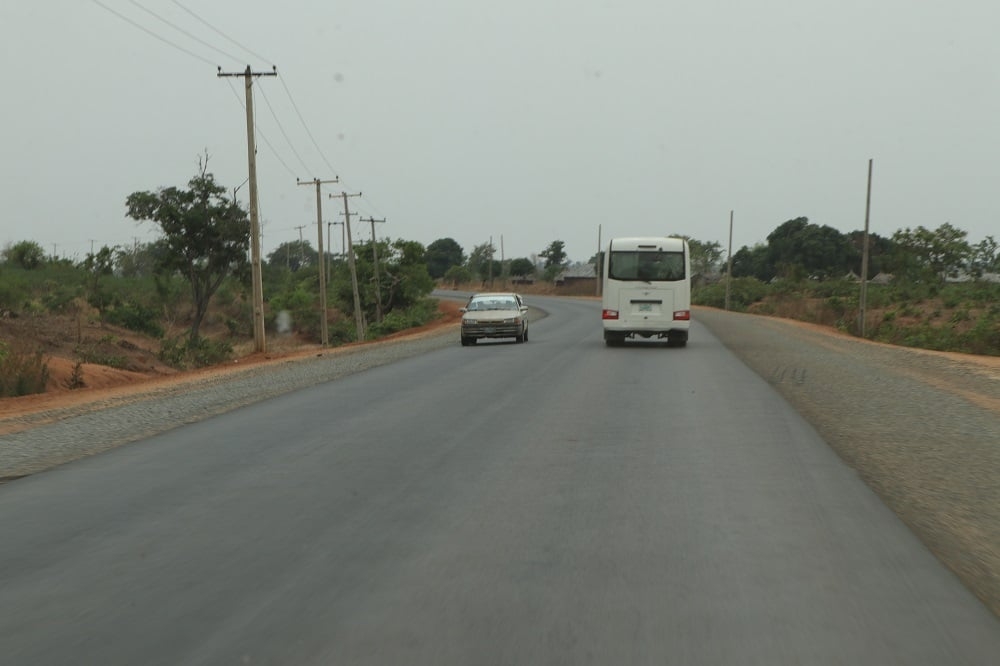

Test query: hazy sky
[3,1,998,265]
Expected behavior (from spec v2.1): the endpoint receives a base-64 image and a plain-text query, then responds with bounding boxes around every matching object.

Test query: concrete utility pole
[332,191,364,341]
[218,65,276,353]
[298,177,339,345]
[294,225,307,265]
[361,217,386,323]
[859,159,874,338]
[596,225,602,297]
[488,236,494,286]
[725,210,734,311]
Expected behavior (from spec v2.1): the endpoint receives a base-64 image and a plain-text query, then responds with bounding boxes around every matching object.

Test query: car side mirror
[459,307,468,313]
[520,306,528,313]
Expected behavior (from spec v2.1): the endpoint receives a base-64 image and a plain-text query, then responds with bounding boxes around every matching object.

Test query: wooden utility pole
[333,192,364,341]
[859,159,874,337]
[725,210,734,311]
[217,65,276,353]
[361,217,386,323]
[298,177,338,345]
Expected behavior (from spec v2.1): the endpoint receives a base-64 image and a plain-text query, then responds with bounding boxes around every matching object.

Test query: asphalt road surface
[2,295,999,664]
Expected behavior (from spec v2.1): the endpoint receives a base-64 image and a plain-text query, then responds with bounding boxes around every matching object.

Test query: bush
[104,301,165,338]
[367,299,440,338]
[158,336,233,369]
[0,341,49,397]
[693,277,769,311]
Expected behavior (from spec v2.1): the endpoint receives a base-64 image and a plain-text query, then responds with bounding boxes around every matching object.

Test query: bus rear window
[608,251,685,281]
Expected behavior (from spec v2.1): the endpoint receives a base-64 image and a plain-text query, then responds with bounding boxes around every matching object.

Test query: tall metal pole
[333,192,364,341]
[298,177,338,346]
[859,159,873,337]
[218,65,276,353]
[725,210,734,311]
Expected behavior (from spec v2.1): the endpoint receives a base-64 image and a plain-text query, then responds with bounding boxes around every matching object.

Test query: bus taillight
[602,309,619,320]
[673,310,690,321]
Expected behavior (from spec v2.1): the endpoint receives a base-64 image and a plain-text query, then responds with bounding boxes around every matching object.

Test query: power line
[224,79,299,179]
[277,74,339,177]
[128,0,244,66]
[169,0,272,65]
[90,0,216,66]
[257,83,313,176]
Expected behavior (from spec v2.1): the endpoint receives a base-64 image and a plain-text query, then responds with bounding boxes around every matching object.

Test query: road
[2,295,999,664]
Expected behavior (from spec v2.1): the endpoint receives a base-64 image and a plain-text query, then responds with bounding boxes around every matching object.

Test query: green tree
[3,240,46,269]
[267,240,317,272]
[540,240,567,269]
[890,223,971,282]
[125,156,250,341]
[765,217,853,280]
[731,243,772,281]
[466,242,497,281]
[425,237,465,279]
[673,236,724,283]
[81,245,117,314]
[509,257,535,277]
[970,235,999,278]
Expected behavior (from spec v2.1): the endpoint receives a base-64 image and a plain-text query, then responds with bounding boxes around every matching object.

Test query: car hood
[463,311,521,322]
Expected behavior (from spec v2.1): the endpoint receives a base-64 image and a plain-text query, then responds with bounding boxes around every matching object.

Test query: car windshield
[469,298,517,311]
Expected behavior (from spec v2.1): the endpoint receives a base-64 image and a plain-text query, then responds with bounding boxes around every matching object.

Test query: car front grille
[463,322,520,337]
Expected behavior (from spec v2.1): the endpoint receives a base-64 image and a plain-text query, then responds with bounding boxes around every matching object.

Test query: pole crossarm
[216,65,277,353]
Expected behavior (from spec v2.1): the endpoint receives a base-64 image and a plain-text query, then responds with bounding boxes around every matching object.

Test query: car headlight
[503,317,522,324]
[462,319,474,325]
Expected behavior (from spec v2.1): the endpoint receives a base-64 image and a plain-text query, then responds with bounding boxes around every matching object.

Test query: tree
[672,235,724,283]
[731,244,772,281]
[81,245,117,314]
[425,238,465,279]
[970,236,999,278]
[267,240,317,272]
[3,240,46,269]
[509,257,535,277]
[765,217,854,280]
[125,156,250,341]
[466,242,497,281]
[889,223,971,282]
[540,240,567,269]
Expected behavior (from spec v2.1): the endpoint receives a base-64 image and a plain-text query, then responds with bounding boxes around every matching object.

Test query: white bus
[601,237,691,347]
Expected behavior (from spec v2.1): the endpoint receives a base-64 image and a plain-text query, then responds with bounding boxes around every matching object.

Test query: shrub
[104,301,164,338]
[693,277,769,311]
[158,336,232,369]
[0,341,49,397]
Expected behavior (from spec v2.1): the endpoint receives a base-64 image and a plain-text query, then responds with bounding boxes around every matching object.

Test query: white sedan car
[459,293,529,346]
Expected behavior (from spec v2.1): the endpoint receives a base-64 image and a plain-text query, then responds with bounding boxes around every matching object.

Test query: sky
[2,1,999,266]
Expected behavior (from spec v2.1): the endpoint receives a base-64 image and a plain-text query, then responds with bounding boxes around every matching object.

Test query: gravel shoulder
[695,307,1000,617]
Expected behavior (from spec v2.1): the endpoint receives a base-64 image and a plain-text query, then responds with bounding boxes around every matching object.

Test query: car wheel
[461,336,475,346]
[523,326,528,342]
[515,332,525,343]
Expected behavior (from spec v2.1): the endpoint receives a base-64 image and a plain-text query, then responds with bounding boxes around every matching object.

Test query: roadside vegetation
[3,158,998,398]
[693,219,1000,356]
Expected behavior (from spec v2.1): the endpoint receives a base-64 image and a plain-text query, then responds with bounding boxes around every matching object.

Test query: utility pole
[859,159,874,338]
[361,217,386,323]
[298,178,339,346]
[294,225,307,265]
[500,235,506,286]
[488,236,494,286]
[333,191,364,341]
[218,65,276,353]
[725,210,734,311]
[596,225,602,297]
